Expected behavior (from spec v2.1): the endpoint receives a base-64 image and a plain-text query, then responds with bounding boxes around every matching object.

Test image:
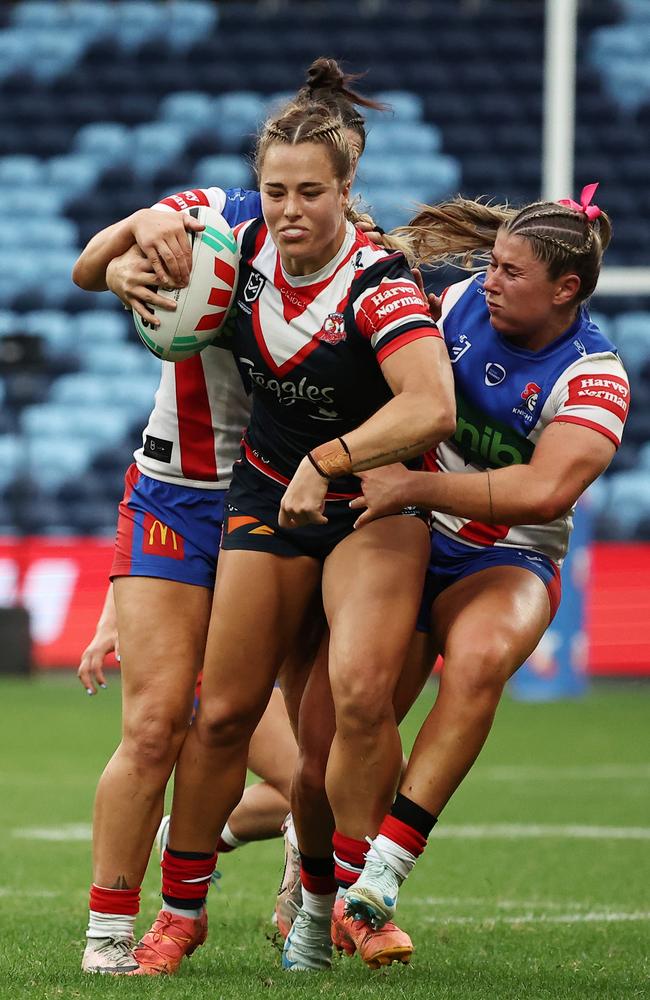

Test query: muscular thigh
[113,576,212,729]
[199,548,322,716]
[433,565,552,686]
[323,515,430,694]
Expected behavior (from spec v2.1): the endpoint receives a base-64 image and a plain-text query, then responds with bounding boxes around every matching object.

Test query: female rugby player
[72,59,389,974]
[337,188,629,950]
[129,99,454,976]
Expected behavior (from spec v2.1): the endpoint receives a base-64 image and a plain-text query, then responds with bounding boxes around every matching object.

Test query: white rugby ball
[133,205,239,362]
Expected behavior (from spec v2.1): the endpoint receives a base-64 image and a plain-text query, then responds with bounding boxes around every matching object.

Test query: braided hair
[255,101,352,183]
[398,195,612,304]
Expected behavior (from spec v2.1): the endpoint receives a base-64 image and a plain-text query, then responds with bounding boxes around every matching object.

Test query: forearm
[399,465,564,526]
[345,391,455,472]
[96,582,117,632]
[72,214,142,291]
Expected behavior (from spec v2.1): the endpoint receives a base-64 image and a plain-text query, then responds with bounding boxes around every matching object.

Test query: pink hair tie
[558,182,602,221]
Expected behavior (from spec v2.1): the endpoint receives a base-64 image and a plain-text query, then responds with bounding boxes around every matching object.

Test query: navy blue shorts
[222,449,428,562]
[415,529,562,632]
[111,464,225,588]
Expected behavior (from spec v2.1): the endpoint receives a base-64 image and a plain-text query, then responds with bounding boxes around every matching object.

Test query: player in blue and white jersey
[73,59,395,976]
[340,187,630,945]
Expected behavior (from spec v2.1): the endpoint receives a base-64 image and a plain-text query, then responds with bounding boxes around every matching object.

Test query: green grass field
[0,674,648,1000]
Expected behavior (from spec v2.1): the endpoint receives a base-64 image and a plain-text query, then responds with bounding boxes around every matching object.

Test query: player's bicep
[529,421,616,510]
[380,335,454,402]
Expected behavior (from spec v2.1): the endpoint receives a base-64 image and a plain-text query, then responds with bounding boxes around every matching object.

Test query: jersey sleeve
[152,187,262,227]
[352,262,440,364]
[550,353,630,447]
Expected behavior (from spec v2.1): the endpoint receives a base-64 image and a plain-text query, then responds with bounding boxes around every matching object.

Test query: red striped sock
[332,831,367,888]
[161,847,217,909]
[379,814,427,857]
[89,883,140,915]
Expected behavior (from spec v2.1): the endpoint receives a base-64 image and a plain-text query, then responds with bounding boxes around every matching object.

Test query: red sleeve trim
[158,189,211,212]
[552,415,621,448]
[376,326,440,364]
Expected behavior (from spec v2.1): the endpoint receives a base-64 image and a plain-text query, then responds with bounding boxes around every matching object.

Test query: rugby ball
[133,205,239,362]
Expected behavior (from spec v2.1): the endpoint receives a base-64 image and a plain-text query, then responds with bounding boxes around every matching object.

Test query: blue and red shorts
[111,464,225,588]
[415,528,562,632]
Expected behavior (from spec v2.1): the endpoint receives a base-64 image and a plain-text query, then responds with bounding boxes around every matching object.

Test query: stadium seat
[0,155,43,185]
[50,372,115,406]
[0,436,20,491]
[193,155,253,191]
[0,312,17,337]
[158,91,215,135]
[364,122,442,157]
[72,122,132,164]
[74,311,130,344]
[370,91,425,122]
[166,1,220,52]
[212,92,268,150]
[45,154,102,197]
[614,313,650,368]
[23,435,95,491]
[79,342,155,376]
[129,123,188,179]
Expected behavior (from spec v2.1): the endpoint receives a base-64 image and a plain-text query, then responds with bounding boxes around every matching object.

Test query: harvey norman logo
[566,373,629,421]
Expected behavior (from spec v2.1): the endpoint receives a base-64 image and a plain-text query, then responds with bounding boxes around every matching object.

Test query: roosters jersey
[230,218,439,495]
[134,187,261,489]
[431,274,629,565]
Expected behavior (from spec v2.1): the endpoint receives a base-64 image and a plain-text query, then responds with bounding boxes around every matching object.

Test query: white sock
[163,902,203,919]
[366,834,417,883]
[86,910,136,940]
[302,888,335,921]
[220,821,247,850]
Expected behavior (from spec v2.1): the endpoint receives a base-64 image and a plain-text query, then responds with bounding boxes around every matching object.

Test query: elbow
[432,401,456,447]
[528,490,571,525]
[72,260,90,290]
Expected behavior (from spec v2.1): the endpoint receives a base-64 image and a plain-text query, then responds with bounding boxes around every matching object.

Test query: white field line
[0,887,59,898]
[433,823,650,840]
[422,910,650,926]
[12,823,92,841]
[413,897,611,910]
[11,821,650,842]
[477,764,650,781]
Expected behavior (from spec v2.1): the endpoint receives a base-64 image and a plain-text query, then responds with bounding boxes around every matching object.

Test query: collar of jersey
[277,221,356,287]
[473,273,587,360]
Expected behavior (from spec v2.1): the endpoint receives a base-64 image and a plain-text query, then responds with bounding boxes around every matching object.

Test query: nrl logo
[319,312,346,344]
[243,271,265,303]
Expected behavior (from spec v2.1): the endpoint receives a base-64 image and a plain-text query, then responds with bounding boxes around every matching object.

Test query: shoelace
[96,937,136,961]
[363,835,400,876]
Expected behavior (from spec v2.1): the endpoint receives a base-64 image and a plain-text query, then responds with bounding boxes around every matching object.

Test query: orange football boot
[129,908,208,975]
[330,897,413,969]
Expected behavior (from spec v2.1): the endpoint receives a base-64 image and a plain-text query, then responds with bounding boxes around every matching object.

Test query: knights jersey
[134,187,261,489]
[230,217,440,495]
[431,273,629,565]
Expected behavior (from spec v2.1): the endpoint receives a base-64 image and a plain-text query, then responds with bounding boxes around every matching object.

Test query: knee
[444,641,512,710]
[194,697,262,750]
[122,709,190,771]
[294,749,327,800]
[332,668,395,735]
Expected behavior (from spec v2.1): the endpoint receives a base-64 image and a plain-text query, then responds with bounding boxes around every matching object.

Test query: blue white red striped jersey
[230,217,439,492]
[134,187,260,489]
[432,273,629,564]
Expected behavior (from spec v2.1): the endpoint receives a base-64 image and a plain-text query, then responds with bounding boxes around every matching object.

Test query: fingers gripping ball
[133,206,240,362]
